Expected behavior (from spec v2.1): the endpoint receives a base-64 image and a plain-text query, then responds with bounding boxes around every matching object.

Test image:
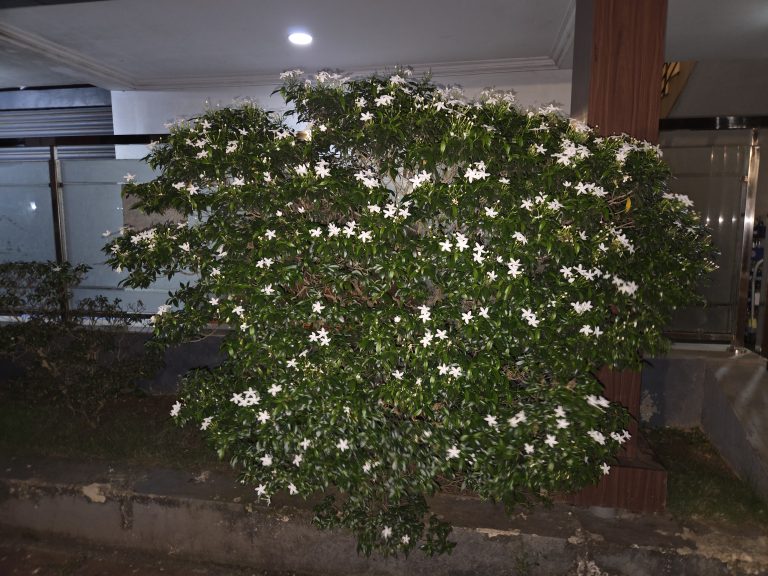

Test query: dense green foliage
[0,261,159,424]
[106,69,714,555]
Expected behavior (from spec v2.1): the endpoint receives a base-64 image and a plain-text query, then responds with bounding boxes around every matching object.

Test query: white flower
[524,443,534,454]
[557,418,569,429]
[554,405,566,418]
[314,160,331,178]
[337,439,350,452]
[401,535,410,545]
[455,233,469,252]
[588,430,607,445]
[312,301,325,314]
[507,259,522,278]
[484,415,498,428]
[436,329,447,340]
[484,206,498,218]
[461,311,473,324]
[381,526,393,540]
[446,445,460,459]
[172,181,185,190]
[409,170,431,189]
[392,370,404,380]
[209,297,219,306]
[374,94,395,107]
[262,284,275,296]
[255,484,268,497]
[393,316,401,323]
[360,111,374,121]
[368,204,381,214]
[200,416,213,431]
[268,384,282,396]
[464,161,490,182]
[533,143,546,154]
[521,198,533,211]
[571,301,593,314]
[286,359,298,369]
[508,410,526,427]
[600,463,611,475]
[487,270,498,281]
[512,231,528,245]
[417,304,431,323]
[544,434,558,448]
[327,223,340,237]
[449,365,462,378]
[521,308,539,327]
[358,230,372,243]
[256,257,274,269]
[343,221,357,237]
[300,438,312,450]
[257,410,270,423]
[264,229,276,240]
[170,401,182,417]
[288,483,298,495]
[123,172,135,182]
[260,454,273,467]
[439,239,453,252]
[472,243,486,264]
[309,228,323,238]
[579,325,593,336]
[420,331,434,347]
[438,363,450,376]
[586,394,611,410]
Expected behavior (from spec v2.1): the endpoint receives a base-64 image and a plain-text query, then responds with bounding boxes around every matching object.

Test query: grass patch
[646,426,768,528]
[0,394,225,471]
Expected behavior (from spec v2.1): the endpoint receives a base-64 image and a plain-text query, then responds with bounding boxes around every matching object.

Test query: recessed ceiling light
[288,32,313,46]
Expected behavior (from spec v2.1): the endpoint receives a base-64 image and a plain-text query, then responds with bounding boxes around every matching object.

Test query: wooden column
[568,0,669,513]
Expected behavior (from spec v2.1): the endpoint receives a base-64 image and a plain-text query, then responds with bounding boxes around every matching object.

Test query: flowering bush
[106,69,713,556]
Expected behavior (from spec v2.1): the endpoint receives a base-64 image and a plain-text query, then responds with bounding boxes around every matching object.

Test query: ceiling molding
[550,0,575,68]
[0,21,137,89]
[130,57,562,91]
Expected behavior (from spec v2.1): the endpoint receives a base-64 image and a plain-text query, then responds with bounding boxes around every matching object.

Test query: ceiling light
[288,32,312,46]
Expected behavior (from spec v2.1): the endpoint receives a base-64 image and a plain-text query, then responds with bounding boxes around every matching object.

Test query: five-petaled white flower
[200,416,213,430]
[309,228,323,238]
[446,445,460,459]
[455,233,469,252]
[255,484,267,497]
[264,229,276,240]
[544,434,558,448]
[420,331,434,347]
[358,230,372,243]
[360,111,374,121]
[600,463,611,475]
[262,284,275,296]
[337,439,350,452]
[312,301,325,314]
[374,94,395,107]
[123,172,135,182]
[524,443,535,454]
[461,311,474,324]
[417,304,431,323]
[508,410,527,427]
[288,483,298,495]
[436,329,448,340]
[381,526,393,540]
[484,414,498,428]
[392,370,404,380]
[439,239,453,252]
[449,365,462,378]
[170,401,182,417]
[484,206,498,218]
[268,384,282,396]
[588,430,607,445]
[260,454,273,467]
[293,454,303,466]
[257,410,270,423]
[438,363,450,376]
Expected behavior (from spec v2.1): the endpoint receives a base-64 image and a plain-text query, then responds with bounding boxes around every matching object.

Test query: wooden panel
[595,367,640,460]
[565,459,667,513]
[587,0,667,143]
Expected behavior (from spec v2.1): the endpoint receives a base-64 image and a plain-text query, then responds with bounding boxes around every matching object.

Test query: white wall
[111,69,572,158]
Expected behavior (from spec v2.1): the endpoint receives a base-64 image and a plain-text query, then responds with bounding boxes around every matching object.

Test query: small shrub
[0,261,161,425]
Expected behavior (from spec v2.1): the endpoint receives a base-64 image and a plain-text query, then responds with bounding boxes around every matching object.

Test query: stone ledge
[0,455,765,576]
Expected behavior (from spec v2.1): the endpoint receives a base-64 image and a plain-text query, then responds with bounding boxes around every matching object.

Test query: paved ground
[0,530,310,576]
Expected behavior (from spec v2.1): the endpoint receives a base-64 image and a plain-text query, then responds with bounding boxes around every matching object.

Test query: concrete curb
[1,456,766,576]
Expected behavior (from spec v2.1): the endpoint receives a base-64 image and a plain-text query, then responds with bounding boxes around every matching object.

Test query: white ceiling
[0,0,766,91]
